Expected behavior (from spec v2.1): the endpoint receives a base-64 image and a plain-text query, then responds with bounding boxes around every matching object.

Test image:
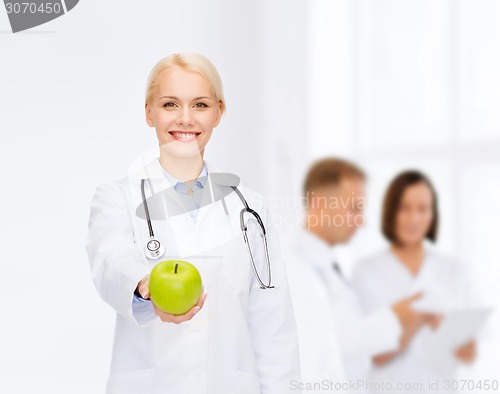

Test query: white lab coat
[85,154,301,394]
[352,247,478,393]
[282,227,401,389]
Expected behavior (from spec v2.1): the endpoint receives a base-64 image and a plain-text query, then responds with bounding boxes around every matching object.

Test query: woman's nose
[177,107,194,126]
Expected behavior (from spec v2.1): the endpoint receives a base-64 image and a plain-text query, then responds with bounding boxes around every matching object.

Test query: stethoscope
[140,178,274,289]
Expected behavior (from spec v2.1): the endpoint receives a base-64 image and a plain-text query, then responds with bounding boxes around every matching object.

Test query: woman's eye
[163,102,177,108]
[194,102,208,108]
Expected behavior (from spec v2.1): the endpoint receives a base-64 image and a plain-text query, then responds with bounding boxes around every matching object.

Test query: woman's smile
[168,130,202,142]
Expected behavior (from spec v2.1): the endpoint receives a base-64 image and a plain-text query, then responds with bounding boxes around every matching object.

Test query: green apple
[149,260,203,315]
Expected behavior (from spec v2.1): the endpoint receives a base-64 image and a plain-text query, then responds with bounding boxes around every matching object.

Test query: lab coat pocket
[219,235,252,293]
[235,370,261,394]
[106,368,153,394]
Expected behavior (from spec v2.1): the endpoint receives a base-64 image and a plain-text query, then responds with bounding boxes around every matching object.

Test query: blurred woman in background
[352,170,478,393]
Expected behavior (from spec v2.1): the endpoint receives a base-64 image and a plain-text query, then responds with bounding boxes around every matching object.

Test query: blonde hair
[145,53,226,115]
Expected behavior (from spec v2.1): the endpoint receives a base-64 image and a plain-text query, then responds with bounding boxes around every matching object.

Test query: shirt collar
[161,162,208,193]
[296,225,341,271]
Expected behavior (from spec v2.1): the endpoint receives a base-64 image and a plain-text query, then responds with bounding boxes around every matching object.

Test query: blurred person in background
[352,170,479,393]
[282,158,425,391]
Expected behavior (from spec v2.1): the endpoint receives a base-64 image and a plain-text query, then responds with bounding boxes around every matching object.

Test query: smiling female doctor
[85,53,301,394]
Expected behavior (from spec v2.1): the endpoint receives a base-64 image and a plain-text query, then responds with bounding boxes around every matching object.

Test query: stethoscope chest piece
[145,238,165,260]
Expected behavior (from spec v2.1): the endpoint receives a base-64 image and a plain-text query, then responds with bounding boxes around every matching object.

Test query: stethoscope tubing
[140,178,274,289]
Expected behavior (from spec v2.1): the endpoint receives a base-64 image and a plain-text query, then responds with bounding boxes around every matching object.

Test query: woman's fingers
[173,306,200,324]
[173,291,208,323]
[139,285,149,299]
[196,291,208,308]
[138,275,150,299]
[151,291,208,324]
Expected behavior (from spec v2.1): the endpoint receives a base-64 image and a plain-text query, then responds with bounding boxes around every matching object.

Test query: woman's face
[395,181,434,246]
[145,66,222,159]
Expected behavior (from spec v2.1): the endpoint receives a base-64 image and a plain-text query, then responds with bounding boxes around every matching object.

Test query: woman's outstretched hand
[152,291,207,324]
[136,275,207,324]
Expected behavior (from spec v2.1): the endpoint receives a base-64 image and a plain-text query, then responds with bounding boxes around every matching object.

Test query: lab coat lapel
[194,161,237,227]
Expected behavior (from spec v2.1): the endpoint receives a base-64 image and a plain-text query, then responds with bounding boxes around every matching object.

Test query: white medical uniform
[85,154,301,394]
[352,247,478,393]
[282,226,402,391]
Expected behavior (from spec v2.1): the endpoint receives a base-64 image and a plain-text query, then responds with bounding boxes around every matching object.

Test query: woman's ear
[214,101,223,127]
[145,103,154,127]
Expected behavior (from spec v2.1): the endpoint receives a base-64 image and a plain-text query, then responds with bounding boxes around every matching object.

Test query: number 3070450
[5,3,62,14]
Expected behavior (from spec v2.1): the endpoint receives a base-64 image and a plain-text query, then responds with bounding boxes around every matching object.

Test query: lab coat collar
[132,154,232,185]
[160,160,209,191]
[295,225,342,273]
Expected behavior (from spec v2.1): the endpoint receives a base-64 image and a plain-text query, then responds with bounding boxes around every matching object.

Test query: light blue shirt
[133,162,209,309]
[161,163,208,222]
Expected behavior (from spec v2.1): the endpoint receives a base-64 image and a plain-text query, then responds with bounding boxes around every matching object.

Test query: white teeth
[172,132,198,140]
